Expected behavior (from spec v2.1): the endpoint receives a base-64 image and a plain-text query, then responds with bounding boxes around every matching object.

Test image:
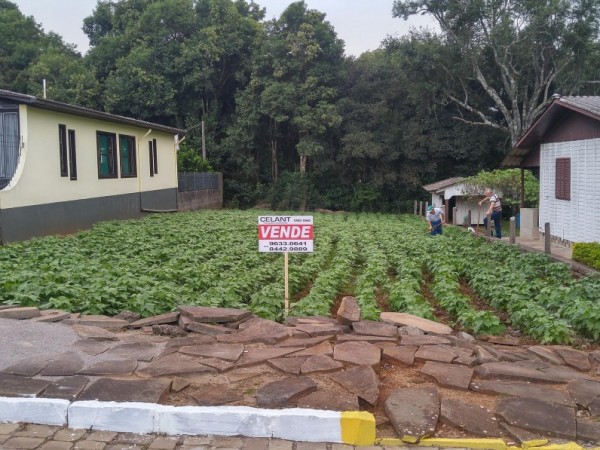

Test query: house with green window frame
[0,89,184,244]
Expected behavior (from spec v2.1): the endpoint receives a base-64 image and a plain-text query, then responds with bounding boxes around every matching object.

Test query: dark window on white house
[119,134,136,177]
[148,139,158,177]
[0,108,19,190]
[555,157,571,200]
[68,129,77,180]
[97,131,118,178]
[58,124,68,177]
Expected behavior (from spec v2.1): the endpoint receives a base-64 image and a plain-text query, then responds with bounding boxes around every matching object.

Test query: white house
[503,95,600,243]
[422,177,485,225]
[0,90,184,244]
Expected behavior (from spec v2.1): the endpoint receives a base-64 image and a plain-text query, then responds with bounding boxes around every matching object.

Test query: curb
[0,396,375,446]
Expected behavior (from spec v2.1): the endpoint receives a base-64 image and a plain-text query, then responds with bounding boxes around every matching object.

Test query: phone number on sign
[269,246,308,252]
[268,241,307,246]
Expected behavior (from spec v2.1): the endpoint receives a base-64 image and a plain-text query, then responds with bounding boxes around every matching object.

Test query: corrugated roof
[0,89,184,135]
[502,95,600,168]
[422,176,464,192]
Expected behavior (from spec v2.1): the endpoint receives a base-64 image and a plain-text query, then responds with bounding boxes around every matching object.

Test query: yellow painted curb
[522,439,549,448]
[340,411,376,446]
[418,437,507,450]
[402,435,420,444]
[527,444,584,450]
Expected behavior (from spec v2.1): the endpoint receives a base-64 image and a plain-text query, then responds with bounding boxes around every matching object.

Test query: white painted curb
[0,397,69,426]
[68,401,343,443]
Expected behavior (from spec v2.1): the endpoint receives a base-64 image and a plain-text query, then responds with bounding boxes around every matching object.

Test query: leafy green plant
[572,242,600,271]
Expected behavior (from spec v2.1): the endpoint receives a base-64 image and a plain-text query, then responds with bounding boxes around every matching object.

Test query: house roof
[0,89,185,135]
[423,177,464,192]
[501,95,600,168]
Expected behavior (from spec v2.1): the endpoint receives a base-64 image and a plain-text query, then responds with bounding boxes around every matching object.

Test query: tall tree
[393,0,600,145]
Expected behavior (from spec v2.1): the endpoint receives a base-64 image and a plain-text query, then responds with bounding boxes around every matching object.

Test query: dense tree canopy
[1,0,600,211]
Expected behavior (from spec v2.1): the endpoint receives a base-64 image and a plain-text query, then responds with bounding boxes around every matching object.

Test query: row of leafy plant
[1,210,599,343]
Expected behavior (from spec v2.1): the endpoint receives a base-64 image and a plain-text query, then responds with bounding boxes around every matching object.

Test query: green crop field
[0,210,598,344]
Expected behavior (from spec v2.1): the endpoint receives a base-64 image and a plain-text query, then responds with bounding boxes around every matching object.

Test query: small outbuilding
[0,90,184,244]
[422,177,484,225]
[503,95,600,244]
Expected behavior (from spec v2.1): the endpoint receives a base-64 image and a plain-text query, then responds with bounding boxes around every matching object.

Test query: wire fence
[178,172,219,192]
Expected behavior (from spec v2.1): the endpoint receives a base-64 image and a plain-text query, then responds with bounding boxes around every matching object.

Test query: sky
[12,0,436,57]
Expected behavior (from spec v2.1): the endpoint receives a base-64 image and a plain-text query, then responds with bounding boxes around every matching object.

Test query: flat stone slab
[554,347,592,371]
[333,341,381,366]
[539,365,594,381]
[2,355,50,376]
[470,380,575,407]
[499,422,548,447]
[256,376,317,408]
[40,376,89,401]
[0,373,51,397]
[268,356,307,374]
[63,315,129,330]
[79,378,172,403]
[384,386,440,442]
[0,307,40,320]
[195,357,235,373]
[236,347,301,367]
[40,352,85,376]
[300,355,344,374]
[297,390,359,411]
[330,366,379,405]
[217,319,293,345]
[128,312,180,328]
[79,359,138,376]
[380,312,452,335]
[475,362,568,383]
[165,335,216,348]
[577,420,600,443]
[171,377,191,392]
[187,322,232,335]
[441,398,501,437]
[71,325,118,341]
[178,343,245,361]
[482,335,520,346]
[188,384,243,406]
[527,346,564,365]
[30,310,71,323]
[277,336,333,348]
[72,340,110,355]
[336,334,397,343]
[414,345,456,363]
[105,342,158,362]
[136,354,216,377]
[178,306,252,323]
[496,397,576,440]
[336,296,361,325]
[421,362,473,390]
[400,335,451,346]
[289,341,333,357]
[292,323,349,337]
[352,320,397,337]
[383,346,417,366]
[567,379,600,407]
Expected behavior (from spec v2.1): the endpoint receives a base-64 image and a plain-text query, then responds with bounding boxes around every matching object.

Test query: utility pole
[201,120,206,160]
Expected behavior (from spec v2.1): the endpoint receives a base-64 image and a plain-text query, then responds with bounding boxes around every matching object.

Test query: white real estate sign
[258,216,314,253]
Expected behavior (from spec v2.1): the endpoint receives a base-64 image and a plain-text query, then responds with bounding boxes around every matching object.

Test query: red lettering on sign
[258,225,313,240]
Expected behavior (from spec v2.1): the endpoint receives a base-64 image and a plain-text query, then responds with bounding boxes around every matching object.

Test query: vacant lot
[0,210,598,344]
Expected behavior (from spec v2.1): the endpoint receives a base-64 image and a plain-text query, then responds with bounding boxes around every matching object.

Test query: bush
[572,242,600,270]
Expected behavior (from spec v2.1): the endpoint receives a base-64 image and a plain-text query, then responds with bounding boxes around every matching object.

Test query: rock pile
[1,299,600,445]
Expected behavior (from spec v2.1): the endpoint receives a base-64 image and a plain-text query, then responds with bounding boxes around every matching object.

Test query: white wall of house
[540,139,600,243]
[0,105,177,209]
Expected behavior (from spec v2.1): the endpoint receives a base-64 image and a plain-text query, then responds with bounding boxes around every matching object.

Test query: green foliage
[572,242,600,271]
[461,169,540,208]
[177,142,214,172]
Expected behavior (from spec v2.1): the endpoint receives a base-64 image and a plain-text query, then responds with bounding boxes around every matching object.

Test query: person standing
[479,188,502,238]
[426,205,445,236]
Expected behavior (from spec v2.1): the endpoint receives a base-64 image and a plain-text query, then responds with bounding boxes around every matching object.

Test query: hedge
[572,242,600,271]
